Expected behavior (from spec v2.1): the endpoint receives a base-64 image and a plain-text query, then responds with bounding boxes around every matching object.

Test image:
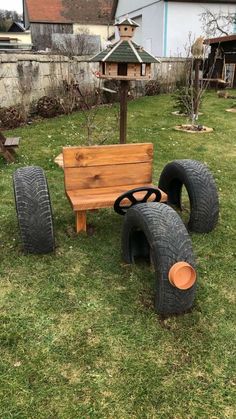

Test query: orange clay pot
[168,262,196,290]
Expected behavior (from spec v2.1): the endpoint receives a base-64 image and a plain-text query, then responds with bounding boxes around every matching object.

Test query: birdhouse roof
[114,18,140,27]
[90,40,159,63]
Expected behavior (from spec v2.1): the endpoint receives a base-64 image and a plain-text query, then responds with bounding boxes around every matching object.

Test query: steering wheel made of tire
[114,187,162,216]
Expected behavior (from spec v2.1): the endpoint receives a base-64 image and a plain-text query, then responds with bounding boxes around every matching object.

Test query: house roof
[7,21,25,32]
[114,18,139,27]
[25,0,70,23]
[90,40,159,63]
[204,34,236,45]
[25,0,114,24]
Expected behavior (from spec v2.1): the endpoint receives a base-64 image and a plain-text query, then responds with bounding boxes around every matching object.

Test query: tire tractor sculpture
[13,18,219,316]
[13,146,219,316]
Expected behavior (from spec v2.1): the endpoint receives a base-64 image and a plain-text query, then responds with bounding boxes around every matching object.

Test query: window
[141,63,146,76]
[118,63,128,76]
[102,62,106,75]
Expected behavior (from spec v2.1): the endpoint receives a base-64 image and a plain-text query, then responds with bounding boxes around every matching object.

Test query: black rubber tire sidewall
[122,203,196,315]
[158,159,219,233]
[13,166,55,254]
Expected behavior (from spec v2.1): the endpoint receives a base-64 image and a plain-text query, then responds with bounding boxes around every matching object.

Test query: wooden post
[193,59,201,118]
[119,80,129,144]
[76,211,87,233]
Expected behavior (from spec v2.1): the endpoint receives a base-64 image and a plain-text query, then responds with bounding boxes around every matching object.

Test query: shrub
[0,105,26,129]
[145,79,161,96]
[172,87,194,116]
[37,96,62,118]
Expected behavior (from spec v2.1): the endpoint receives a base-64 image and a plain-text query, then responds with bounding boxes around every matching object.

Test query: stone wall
[0,52,188,109]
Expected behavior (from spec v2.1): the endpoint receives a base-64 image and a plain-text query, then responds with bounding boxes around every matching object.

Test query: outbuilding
[204,34,236,88]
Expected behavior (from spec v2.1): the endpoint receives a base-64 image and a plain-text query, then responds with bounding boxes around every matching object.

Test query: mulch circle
[226,109,236,113]
[174,124,213,133]
[171,111,203,117]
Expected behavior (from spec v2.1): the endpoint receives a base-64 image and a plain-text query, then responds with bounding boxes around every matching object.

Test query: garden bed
[226,108,236,113]
[174,124,213,133]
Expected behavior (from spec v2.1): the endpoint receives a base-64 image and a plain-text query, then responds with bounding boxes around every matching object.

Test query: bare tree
[200,9,236,38]
[76,83,120,146]
[173,34,218,126]
[49,30,100,114]
[0,9,22,31]
[52,30,100,58]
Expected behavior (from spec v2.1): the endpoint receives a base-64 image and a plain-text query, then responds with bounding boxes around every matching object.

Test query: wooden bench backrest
[63,143,153,191]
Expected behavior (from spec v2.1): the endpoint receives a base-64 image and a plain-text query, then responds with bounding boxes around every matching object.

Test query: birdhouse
[90,18,159,81]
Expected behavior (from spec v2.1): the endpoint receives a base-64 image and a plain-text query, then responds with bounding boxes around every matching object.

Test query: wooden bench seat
[66,183,154,210]
[63,143,167,233]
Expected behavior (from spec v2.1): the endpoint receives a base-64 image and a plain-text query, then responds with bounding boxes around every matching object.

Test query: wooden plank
[63,143,153,168]
[4,137,20,147]
[54,153,63,168]
[66,184,167,211]
[64,162,152,191]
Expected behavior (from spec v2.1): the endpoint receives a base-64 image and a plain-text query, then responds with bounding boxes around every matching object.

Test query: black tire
[122,203,196,315]
[158,159,219,233]
[13,166,55,254]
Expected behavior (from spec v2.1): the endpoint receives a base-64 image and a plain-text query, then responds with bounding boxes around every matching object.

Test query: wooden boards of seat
[62,143,155,233]
[66,183,154,211]
[63,143,153,193]
[64,162,152,191]
[63,143,153,169]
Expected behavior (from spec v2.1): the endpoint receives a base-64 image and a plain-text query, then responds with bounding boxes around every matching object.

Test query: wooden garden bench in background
[0,131,20,163]
[62,143,167,233]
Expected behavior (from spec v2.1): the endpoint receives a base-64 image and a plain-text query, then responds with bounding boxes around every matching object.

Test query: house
[23,0,115,51]
[0,22,32,50]
[8,21,25,33]
[113,0,236,57]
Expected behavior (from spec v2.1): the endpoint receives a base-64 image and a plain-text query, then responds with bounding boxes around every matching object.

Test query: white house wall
[116,0,154,17]
[165,2,236,56]
[115,0,236,57]
[115,1,165,56]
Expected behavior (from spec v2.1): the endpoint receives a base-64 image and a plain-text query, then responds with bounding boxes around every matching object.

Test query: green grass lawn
[0,92,235,418]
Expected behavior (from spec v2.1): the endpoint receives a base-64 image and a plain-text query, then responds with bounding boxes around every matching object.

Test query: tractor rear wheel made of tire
[13,166,55,254]
[158,159,219,233]
[122,202,196,315]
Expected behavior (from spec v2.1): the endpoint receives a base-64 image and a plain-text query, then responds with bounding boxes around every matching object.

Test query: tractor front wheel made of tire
[158,159,219,233]
[13,166,55,254]
[122,202,196,315]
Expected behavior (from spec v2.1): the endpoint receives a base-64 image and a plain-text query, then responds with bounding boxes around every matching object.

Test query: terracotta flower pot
[168,262,196,290]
